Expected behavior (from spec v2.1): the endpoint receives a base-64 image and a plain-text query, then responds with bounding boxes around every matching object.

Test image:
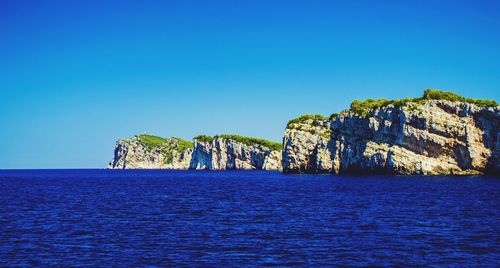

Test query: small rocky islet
[109,89,500,175]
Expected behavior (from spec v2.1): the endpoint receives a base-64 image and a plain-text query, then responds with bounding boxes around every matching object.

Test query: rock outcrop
[109,134,282,170]
[108,135,192,169]
[283,98,500,175]
[282,116,334,173]
[110,90,498,175]
[189,137,281,170]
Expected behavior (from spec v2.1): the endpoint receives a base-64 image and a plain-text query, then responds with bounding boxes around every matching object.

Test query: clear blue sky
[1,0,499,168]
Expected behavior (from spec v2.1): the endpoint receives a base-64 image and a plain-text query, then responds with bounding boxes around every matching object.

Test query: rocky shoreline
[109,89,499,175]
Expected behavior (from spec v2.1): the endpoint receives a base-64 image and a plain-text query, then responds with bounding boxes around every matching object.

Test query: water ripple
[0,169,499,266]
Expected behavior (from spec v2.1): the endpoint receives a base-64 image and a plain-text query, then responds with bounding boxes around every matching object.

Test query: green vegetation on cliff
[345,89,497,117]
[174,138,194,153]
[348,98,424,117]
[286,114,332,139]
[286,114,328,128]
[218,134,282,151]
[138,134,167,149]
[194,135,214,143]
[137,134,193,163]
[329,113,339,120]
[422,89,498,107]
[194,134,281,151]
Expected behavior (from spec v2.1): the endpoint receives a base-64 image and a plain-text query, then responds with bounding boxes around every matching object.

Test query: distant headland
[109,89,499,175]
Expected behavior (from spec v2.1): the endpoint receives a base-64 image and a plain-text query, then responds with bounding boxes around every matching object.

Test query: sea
[0,169,499,266]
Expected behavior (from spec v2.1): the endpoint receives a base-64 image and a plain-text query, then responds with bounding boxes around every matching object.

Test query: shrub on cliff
[137,134,193,155]
[423,89,462,102]
[194,134,281,151]
[329,113,339,120]
[194,135,215,143]
[423,89,497,107]
[349,99,391,117]
[347,89,497,117]
[286,114,328,128]
[138,134,166,149]
[174,138,194,153]
[218,134,282,151]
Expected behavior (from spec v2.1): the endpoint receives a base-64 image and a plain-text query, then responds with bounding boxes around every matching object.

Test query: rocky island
[110,89,499,175]
[109,134,282,170]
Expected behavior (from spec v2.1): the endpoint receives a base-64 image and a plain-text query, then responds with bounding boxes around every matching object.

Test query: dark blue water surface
[0,170,499,266]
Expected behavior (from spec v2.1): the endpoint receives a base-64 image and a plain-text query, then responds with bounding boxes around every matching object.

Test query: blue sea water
[0,170,499,266]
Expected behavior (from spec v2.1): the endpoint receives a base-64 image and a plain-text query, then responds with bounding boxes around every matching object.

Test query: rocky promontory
[189,135,282,170]
[283,89,499,175]
[109,135,193,169]
[109,89,499,175]
[109,134,282,170]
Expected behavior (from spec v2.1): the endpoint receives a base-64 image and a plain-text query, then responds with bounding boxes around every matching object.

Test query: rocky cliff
[283,90,500,175]
[283,115,334,173]
[189,136,281,170]
[110,90,498,175]
[108,135,193,169]
[109,134,281,170]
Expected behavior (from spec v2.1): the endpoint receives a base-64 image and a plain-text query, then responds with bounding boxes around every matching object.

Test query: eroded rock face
[109,136,281,170]
[110,99,498,175]
[189,138,282,170]
[283,100,500,175]
[282,119,334,173]
[108,136,192,169]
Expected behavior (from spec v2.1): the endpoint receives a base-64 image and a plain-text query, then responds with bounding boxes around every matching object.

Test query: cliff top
[344,89,498,117]
[136,134,193,153]
[285,115,332,139]
[194,134,282,151]
[288,89,498,126]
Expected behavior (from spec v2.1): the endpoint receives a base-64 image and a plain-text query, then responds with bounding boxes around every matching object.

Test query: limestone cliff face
[282,118,334,173]
[189,138,281,170]
[108,136,192,169]
[109,135,281,170]
[283,100,500,175]
[109,90,498,175]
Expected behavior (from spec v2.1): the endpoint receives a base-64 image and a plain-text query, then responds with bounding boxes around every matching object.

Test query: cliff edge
[283,89,499,175]
[108,135,193,169]
[110,89,498,175]
[109,134,281,170]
